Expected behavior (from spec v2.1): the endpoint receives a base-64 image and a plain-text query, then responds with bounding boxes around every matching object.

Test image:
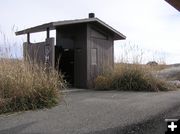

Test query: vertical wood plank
[27,33,30,43]
[47,28,50,38]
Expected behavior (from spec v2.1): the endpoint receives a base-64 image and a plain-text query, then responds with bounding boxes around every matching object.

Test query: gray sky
[0,0,180,64]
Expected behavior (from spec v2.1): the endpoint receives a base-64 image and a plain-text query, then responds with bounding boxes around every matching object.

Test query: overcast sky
[0,0,179,64]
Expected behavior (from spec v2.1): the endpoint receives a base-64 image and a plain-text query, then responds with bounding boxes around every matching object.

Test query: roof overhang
[15,22,54,35]
[15,18,126,40]
[165,0,180,11]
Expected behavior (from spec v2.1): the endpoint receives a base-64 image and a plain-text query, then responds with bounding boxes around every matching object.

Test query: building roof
[165,0,180,11]
[15,18,126,40]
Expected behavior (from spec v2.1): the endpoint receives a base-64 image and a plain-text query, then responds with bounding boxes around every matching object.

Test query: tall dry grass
[94,44,175,91]
[95,64,174,91]
[0,29,66,114]
[0,59,65,114]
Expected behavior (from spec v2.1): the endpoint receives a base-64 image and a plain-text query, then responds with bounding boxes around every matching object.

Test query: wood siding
[19,17,125,89]
[87,24,114,88]
[23,38,55,68]
[56,24,87,88]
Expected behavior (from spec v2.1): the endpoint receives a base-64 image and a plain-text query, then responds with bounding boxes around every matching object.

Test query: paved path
[0,90,180,134]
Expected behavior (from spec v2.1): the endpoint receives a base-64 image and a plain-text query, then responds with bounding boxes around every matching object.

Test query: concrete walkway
[0,90,180,134]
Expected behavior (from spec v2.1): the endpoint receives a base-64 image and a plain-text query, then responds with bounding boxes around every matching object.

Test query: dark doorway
[55,38,75,86]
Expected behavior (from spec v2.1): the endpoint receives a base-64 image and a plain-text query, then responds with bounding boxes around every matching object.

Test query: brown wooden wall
[23,38,55,68]
[56,24,87,88]
[56,23,114,88]
[87,24,114,88]
[23,24,115,89]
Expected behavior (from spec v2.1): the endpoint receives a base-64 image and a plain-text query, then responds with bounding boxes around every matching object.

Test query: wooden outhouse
[16,13,126,88]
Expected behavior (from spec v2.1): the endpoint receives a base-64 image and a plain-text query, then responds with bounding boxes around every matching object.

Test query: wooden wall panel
[87,24,114,88]
[56,24,87,88]
[23,38,55,68]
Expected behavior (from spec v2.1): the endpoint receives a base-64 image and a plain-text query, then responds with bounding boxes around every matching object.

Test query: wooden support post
[27,33,30,43]
[47,28,50,39]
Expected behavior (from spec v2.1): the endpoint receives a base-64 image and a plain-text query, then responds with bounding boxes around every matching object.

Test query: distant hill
[169,63,180,67]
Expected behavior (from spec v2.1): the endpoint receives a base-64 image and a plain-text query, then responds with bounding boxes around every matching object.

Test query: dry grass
[0,59,65,114]
[94,63,175,91]
[147,64,168,72]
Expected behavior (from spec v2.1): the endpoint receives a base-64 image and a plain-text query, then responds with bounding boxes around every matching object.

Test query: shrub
[94,64,174,91]
[94,76,111,90]
[0,59,65,114]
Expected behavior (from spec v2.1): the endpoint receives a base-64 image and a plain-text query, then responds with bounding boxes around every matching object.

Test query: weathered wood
[18,15,126,89]
[16,23,54,35]
[56,24,87,88]
[45,38,55,68]
[23,38,55,68]
[46,27,50,38]
[86,24,114,88]
[16,18,126,40]
[27,33,30,43]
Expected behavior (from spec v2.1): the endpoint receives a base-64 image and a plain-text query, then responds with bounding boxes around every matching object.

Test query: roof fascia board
[15,22,54,35]
[53,18,96,27]
[15,18,126,40]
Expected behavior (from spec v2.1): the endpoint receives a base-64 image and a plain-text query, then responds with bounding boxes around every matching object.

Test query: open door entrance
[55,38,75,87]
